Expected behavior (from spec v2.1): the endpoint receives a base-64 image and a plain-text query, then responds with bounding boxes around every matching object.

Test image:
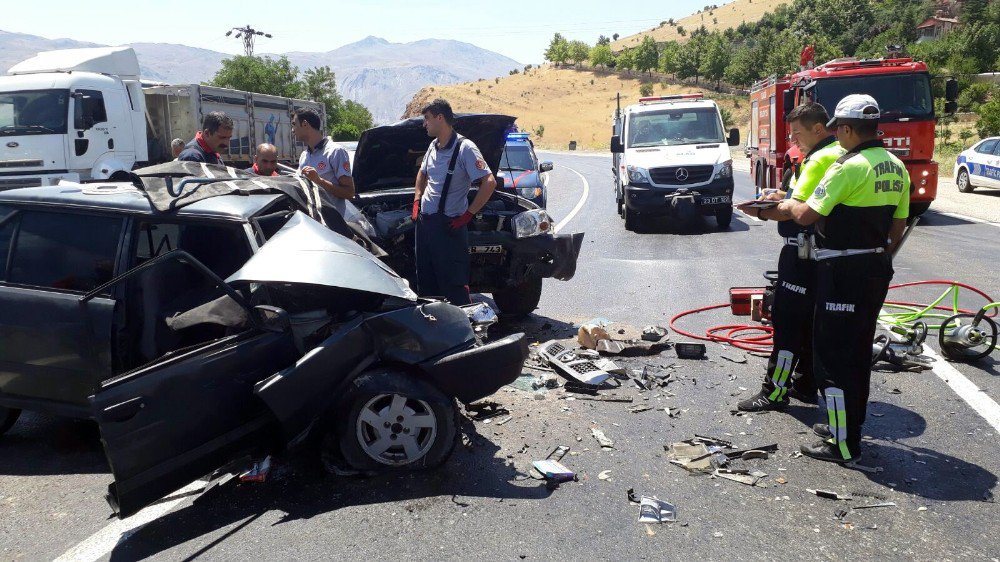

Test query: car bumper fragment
[419,333,528,403]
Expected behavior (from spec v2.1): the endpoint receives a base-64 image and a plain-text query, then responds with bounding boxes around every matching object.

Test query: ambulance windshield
[627,108,724,148]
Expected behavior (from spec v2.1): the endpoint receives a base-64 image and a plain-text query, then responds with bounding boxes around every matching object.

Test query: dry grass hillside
[611,0,790,49]
[405,66,751,151]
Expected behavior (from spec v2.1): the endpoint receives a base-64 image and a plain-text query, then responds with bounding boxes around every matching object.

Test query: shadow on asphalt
[108,420,550,561]
[0,412,108,475]
[917,212,980,227]
[633,213,752,235]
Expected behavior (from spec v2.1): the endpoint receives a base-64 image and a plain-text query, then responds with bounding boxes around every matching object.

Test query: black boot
[737,390,787,412]
[787,386,817,404]
[801,440,860,464]
[812,424,833,439]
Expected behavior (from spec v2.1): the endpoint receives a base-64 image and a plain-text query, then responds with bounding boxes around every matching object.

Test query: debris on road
[719,348,748,364]
[808,489,853,501]
[846,461,884,474]
[713,468,768,487]
[465,402,510,421]
[565,395,633,403]
[578,318,612,349]
[532,459,576,483]
[538,340,612,385]
[238,456,272,483]
[854,501,897,510]
[666,442,716,473]
[641,326,669,342]
[598,470,613,480]
[591,427,615,450]
[638,496,677,524]
[675,342,707,359]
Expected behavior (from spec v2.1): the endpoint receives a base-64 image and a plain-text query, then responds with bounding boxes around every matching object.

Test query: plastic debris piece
[854,502,897,510]
[638,496,676,523]
[641,326,669,342]
[675,342,707,359]
[741,450,770,460]
[597,339,626,355]
[496,416,513,426]
[917,506,928,512]
[808,489,853,501]
[598,470,613,480]
[629,405,654,413]
[532,460,575,482]
[538,340,611,385]
[666,442,714,473]
[719,349,748,363]
[239,456,272,483]
[594,358,626,375]
[592,427,615,450]
[578,318,612,349]
[627,488,641,503]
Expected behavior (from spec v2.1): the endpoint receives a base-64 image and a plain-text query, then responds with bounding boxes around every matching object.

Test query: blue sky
[3,0,719,63]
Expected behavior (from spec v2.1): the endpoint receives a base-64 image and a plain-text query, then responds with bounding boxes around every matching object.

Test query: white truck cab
[610,94,740,231]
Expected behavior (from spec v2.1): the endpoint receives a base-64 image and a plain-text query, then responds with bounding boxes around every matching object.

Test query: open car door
[85,251,300,518]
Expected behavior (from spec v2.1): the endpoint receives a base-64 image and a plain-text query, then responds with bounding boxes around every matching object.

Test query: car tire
[624,205,639,232]
[331,369,458,473]
[492,276,543,317]
[957,168,974,193]
[715,207,733,230]
[0,406,21,437]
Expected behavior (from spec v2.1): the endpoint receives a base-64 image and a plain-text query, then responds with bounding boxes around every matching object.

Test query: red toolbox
[729,287,766,316]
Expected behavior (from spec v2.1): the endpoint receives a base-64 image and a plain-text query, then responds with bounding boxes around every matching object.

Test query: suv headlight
[715,160,733,179]
[512,208,552,238]
[627,165,651,184]
[517,187,543,200]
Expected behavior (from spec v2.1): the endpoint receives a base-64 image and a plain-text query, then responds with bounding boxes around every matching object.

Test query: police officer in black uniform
[412,99,498,305]
[737,103,844,412]
[776,94,909,463]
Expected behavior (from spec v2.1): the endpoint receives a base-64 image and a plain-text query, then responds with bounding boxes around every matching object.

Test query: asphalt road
[1,153,997,561]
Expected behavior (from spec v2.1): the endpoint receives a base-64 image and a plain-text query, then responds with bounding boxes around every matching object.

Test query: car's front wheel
[0,406,21,437]
[331,369,458,473]
[957,168,975,193]
[492,276,543,317]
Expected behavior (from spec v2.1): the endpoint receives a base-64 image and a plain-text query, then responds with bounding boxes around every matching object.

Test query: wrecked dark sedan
[352,114,584,316]
[0,170,527,518]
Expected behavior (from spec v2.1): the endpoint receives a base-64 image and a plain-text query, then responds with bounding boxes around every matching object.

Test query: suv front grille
[649,165,714,185]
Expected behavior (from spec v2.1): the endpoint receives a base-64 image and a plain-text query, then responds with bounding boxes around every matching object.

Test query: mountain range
[0,30,522,123]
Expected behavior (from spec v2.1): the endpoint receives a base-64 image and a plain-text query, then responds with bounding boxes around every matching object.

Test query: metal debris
[713,468,767,486]
[629,405,654,413]
[597,339,626,355]
[808,489,853,501]
[641,326,669,342]
[854,501,897,510]
[741,450,770,460]
[638,496,677,524]
[591,427,615,450]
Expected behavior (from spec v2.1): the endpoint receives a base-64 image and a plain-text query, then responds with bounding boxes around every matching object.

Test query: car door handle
[102,397,145,422]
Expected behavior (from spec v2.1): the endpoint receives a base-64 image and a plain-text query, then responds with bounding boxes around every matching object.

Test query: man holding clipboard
[735,103,844,413]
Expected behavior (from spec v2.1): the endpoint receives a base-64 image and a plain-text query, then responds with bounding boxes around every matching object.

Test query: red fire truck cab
[747,56,957,216]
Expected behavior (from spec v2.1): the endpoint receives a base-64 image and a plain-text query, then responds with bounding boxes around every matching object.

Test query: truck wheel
[957,169,974,193]
[0,406,20,437]
[715,207,733,230]
[330,369,458,473]
[492,276,543,317]
[624,205,640,232]
[754,165,764,197]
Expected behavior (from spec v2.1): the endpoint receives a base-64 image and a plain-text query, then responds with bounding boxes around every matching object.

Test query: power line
[225,25,273,57]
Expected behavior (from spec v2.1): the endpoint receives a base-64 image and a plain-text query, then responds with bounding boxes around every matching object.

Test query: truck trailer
[747,51,957,216]
[0,46,324,189]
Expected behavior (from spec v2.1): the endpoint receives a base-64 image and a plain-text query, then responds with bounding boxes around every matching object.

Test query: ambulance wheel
[715,207,733,230]
[616,190,625,217]
[957,169,974,193]
[0,406,20,437]
[492,277,543,317]
[624,206,639,232]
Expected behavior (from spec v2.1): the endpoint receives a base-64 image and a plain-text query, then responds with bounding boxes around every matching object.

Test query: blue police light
[507,132,531,142]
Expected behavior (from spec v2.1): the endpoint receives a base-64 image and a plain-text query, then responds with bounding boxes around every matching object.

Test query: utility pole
[225,25,273,57]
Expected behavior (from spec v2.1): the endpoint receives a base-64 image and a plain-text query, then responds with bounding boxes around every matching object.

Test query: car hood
[625,144,729,168]
[497,169,542,189]
[353,113,516,193]
[226,211,417,300]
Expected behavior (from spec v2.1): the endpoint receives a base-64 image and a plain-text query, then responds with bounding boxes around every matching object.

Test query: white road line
[554,165,590,233]
[54,481,206,562]
[933,210,1000,229]
[878,321,1000,435]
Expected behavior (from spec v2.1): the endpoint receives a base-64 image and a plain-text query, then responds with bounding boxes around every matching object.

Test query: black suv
[0,170,527,517]
[353,114,583,316]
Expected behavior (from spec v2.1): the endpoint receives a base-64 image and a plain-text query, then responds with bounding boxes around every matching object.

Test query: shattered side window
[135,220,253,279]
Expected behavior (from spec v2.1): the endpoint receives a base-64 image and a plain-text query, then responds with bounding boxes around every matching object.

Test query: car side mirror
[254,305,290,333]
[539,161,554,173]
[611,135,624,154]
[728,128,740,147]
[945,78,959,103]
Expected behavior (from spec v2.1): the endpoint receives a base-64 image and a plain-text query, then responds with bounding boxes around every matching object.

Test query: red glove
[450,211,474,230]
[411,200,420,221]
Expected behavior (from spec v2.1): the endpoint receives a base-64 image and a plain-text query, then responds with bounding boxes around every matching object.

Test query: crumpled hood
[625,144,728,169]
[226,211,417,300]
[353,113,516,193]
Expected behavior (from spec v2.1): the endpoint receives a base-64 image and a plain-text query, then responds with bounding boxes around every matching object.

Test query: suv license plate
[470,245,503,254]
[701,196,730,205]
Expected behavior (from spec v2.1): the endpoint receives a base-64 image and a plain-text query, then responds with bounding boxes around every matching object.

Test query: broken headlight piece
[512,209,552,238]
[462,302,498,333]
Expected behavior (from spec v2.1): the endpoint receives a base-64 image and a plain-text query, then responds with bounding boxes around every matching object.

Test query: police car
[610,94,740,231]
[496,132,552,207]
[955,136,1000,193]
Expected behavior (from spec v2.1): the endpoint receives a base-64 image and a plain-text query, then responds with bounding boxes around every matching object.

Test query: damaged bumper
[418,333,529,403]
[470,231,584,288]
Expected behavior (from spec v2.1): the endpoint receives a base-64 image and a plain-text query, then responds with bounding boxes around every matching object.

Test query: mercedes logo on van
[675,168,689,182]
[5,142,18,148]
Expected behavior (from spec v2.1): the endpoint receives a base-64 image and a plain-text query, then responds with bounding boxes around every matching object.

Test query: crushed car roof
[353,113,516,193]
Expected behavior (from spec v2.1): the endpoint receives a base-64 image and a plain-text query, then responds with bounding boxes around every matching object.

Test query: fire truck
[747,49,958,216]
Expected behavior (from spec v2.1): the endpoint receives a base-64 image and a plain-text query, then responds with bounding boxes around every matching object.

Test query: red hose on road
[668,280,997,356]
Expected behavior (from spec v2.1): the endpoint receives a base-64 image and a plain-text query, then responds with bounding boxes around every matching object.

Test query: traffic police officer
[292,108,355,216]
[412,99,498,305]
[777,94,909,463]
[736,103,844,412]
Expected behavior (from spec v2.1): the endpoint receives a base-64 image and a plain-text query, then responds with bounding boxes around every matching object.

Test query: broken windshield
[627,108,725,148]
[0,89,69,136]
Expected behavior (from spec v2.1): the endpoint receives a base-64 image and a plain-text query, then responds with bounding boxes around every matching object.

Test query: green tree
[700,34,730,88]
[299,66,343,121]
[333,100,373,141]
[977,96,1000,138]
[545,33,570,65]
[597,35,611,46]
[723,46,757,86]
[640,82,654,97]
[659,41,680,77]
[617,48,637,74]
[589,44,614,69]
[568,40,591,66]
[635,36,660,76]
[676,29,708,83]
[210,55,301,97]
